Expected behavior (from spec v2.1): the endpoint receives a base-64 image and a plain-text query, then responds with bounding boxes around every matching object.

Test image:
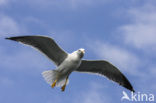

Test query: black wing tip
[127,87,135,92]
[132,89,135,93]
[121,75,135,92]
[5,35,50,40]
[5,37,11,40]
[5,37,18,41]
[131,88,135,93]
[5,36,26,41]
[5,37,13,40]
[125,83,135,92]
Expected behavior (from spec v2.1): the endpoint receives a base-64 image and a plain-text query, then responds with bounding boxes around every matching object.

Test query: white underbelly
[57,55,81,75]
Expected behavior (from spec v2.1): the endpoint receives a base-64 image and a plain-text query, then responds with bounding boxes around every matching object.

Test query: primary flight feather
[6,35,134,92]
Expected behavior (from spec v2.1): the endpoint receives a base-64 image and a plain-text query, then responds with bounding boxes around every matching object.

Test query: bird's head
[77,48,85,58]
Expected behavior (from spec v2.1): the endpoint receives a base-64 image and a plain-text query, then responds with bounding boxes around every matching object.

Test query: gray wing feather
[76,60,134,92]
[6,35,68,66]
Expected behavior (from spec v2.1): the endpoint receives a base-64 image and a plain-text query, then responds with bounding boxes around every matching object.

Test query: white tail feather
[42,70,69,87]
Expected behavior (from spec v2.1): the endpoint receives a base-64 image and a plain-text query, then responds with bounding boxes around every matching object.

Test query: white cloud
[21,0,110,10]
[0,43,53,74]
[149,66,156,78]
[66,0,109,8]
[119,4,156,51]
[114,2,156,80]
[87,41,141,76]
[0,14,20,37]
[48,30,79,51]
[0,14,52,74]
[74,82,110,103]
[0,13,30,38]
[0,76,14,86]
[0,0,8,5]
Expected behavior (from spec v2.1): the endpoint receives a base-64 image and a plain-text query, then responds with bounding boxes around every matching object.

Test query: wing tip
[5,37,15,40]
[5,37,11,40]
[127,87,135,92]
[120,74,135,92]
[125,83,135,92]
[131,88,135,93]
[5,36,22,41]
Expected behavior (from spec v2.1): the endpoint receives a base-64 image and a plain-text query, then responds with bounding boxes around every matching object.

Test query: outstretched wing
[6,35,68,66]
[76,60,134,92]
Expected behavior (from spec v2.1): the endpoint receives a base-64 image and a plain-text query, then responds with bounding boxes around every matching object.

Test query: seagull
[6,35,135,92]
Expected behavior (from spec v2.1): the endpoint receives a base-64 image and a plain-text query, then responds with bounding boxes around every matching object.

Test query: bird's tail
[42,70,69,87]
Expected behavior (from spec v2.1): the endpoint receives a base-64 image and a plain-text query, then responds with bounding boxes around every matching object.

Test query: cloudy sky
[0,0,156,103]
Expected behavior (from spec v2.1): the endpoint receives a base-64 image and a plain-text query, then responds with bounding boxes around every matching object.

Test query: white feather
[42,70,69,87]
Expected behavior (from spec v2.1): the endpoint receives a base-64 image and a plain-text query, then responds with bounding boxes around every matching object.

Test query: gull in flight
[6,35,134,92]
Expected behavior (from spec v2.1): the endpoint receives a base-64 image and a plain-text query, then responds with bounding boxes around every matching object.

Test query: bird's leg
[51,72,60,88]
[51,79,57,88]
[61,76,69,92]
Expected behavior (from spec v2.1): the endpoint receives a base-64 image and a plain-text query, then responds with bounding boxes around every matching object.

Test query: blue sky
[0,0,156,103]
